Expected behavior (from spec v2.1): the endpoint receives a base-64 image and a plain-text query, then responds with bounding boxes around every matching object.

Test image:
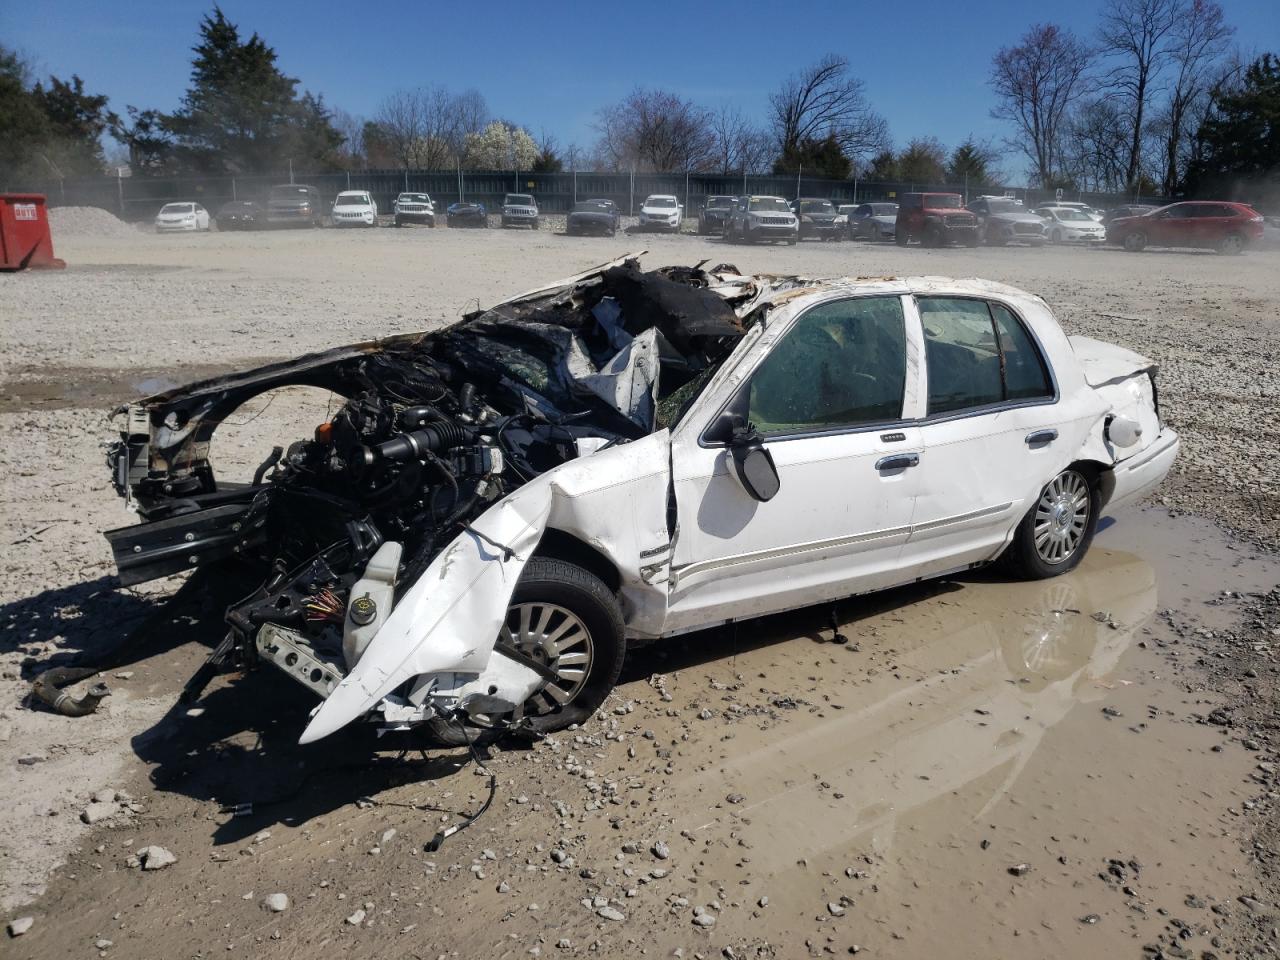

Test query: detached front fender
[298,478,555,744]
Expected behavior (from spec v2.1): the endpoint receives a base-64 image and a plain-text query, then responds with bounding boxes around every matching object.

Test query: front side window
[745,297,907,435]
[919,297,1052,414]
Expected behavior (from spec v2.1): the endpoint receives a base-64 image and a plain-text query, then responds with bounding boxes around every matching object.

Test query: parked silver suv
[501,194,540,230]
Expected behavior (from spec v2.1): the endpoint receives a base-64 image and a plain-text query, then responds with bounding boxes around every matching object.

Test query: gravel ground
[2,211,1280,958]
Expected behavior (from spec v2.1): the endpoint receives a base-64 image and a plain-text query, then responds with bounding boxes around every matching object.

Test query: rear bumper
[1105,429,1180,511]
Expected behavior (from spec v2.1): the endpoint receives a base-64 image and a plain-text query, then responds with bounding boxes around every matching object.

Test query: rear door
[665,292,924,633]
[905,295,1075,579]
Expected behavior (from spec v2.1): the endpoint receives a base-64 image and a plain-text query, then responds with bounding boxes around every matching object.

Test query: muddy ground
[2,220,1279,959]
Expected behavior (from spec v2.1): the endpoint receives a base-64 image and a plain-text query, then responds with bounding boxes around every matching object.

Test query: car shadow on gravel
[1,574,221,677]
[131,668,490,846]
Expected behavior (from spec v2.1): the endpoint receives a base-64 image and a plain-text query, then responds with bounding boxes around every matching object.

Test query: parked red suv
[1106,201,1263,255]
[894,193,979,247]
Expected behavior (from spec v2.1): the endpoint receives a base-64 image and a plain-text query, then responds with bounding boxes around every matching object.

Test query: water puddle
[0,362,270,413]
[633,506,1275,956]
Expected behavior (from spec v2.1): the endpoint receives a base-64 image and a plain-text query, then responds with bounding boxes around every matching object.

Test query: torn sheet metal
[299,479,554,744]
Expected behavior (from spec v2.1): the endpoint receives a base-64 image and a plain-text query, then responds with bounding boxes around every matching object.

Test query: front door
[665,293,924,633]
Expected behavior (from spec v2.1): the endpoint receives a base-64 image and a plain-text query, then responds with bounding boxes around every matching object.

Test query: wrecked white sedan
[101,255,1178,746]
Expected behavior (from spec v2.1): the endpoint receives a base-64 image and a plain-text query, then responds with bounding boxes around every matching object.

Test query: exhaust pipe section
[31,666,111,717]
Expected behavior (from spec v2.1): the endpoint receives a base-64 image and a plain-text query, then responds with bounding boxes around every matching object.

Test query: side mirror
[727,416,780,502]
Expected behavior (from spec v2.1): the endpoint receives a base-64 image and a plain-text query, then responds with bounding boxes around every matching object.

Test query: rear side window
[919,298,1052,414]
[746,297,907,435]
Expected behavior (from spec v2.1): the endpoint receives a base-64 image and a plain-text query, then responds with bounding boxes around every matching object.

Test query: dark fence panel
[4,168,1170,221]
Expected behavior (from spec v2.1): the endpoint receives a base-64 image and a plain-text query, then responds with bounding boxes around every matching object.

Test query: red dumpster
[0,194,67,271]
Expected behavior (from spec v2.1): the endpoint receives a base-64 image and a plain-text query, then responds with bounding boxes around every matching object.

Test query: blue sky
[5,0,1278,176]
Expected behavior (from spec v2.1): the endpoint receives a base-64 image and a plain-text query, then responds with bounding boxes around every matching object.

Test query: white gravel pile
[47,206,139,240]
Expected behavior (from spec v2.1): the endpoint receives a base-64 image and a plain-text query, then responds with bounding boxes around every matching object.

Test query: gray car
[846,202,898,241]
[966,197,1046,246]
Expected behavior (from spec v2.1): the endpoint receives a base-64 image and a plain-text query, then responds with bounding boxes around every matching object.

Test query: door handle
[876,453,920,471]
[1025,429,1058,446]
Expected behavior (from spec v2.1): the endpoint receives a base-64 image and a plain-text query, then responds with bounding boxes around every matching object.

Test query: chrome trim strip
[671,523,912,587]
[911,501,1015,534]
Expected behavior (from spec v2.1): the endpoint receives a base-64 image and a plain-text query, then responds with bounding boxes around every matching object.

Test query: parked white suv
[639,195,682,232]
[332,191,377,227]
[394,192,435,227]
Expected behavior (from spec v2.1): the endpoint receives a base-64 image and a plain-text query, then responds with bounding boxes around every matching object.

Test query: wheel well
[1069,459,1115,507]
[532,529,622,594]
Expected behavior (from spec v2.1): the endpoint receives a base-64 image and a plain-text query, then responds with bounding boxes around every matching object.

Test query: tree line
[1,5,1275,206]
[987,0,1270,198]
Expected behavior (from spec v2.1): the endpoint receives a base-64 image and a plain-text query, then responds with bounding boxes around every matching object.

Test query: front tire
[425,558,625,745]
[1005,467,1100,580]
[1123,230,1147,252]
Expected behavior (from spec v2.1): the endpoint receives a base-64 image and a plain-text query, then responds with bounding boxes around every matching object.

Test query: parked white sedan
[331,190,378,227]
[154,202,211,233]
[1036,206,1107,244]
[103,258,1177,747]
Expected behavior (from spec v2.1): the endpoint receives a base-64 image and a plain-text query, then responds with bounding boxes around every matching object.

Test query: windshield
[986,199,1023,214]
[1054,209,1090,221]
[160,203,193,214]
[335,193,369,206]
[706,197,733,209]
[748,197,790,213]
[871,204,897,215]
[573,201,612,212]
[399,194,430,204]
[925,195,962,209]
[799,200,834,214]
[645,197,677,208]
[505,195,533,206]
[269,186,310,200]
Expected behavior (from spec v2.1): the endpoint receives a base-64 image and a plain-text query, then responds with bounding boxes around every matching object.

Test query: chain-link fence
[5,168,1168,221]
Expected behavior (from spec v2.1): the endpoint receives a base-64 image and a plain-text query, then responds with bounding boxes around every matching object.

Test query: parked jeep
[895,193,979,247]
[501,194,539,229]
[697,196,736,235]
[394,192,436,227]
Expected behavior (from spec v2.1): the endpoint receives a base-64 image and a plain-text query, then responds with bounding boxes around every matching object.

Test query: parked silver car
[967,196,1046,246]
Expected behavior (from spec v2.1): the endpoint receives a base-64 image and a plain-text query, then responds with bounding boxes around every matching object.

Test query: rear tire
[424,558,625,746]
[895,230,909,246]
[1218,232,1244,255]
[1004,467,1100,580]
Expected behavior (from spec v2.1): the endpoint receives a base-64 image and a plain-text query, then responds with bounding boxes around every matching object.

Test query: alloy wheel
[1033,470,1091,565]
[501,601,594,718]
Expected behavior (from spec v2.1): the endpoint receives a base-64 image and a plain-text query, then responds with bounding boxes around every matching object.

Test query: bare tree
[768,55,889,167]
[708,103,771,174]
[593,88,714,171]
[1155,0,1233,193]
[1098,0,1180,191]
[373,86,489,169]
[1062,98,1131,190]
[374,89,427,168]
[989,23,1093,186]
[330,108,366,168]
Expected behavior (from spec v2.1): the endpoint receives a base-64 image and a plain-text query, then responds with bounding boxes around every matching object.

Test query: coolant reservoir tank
[343,541,402,669]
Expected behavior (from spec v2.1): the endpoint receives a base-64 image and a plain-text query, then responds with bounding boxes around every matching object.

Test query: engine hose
[31,666,111,717]
[375,422,474,462]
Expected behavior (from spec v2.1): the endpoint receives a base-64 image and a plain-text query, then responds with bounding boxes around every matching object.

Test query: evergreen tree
[1185,53,1280,200]
[772,135,852,180]
[31,75,118,175]
[164,8,342,174]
